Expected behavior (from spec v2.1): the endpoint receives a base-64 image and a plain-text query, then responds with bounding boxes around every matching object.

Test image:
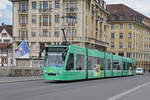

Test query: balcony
[39,8,52,13]
[14,36,28,42]
[18,9,28,14]
[20,23,27,28]
[66,7,78,12]
[62,36,82,43]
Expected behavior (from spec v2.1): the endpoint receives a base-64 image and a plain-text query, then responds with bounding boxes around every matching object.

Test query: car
[136,68,144,75]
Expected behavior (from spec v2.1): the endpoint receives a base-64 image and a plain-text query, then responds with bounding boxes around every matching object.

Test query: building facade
[10,0,108,67]
[0,24,13,67]
[107,4,150,70]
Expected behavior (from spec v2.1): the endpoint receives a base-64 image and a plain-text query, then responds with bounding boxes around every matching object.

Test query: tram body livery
[43,45,136,81]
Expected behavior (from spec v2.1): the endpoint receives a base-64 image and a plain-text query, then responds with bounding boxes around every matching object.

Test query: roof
[0,25,13,37]
[0,43,12,49]
[107,4,150,22]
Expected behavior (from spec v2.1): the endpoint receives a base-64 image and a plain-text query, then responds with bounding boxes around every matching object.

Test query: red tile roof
[107,4,150,22]
[0,43,12,49]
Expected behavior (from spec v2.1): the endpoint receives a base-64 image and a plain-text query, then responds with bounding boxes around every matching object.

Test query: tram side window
[127,63,130,70]
[118,62,122,70]
[88,57,94,70]
[76,54,84,70]
[113,61,121,70]
[133,64,136,70]
[123,62,126,70]
[113,61,118,70]
[97,58,104,70]
[94,57,98,66]
[107,59,111,70]
[66,53,74,70]
[129,63,133,70]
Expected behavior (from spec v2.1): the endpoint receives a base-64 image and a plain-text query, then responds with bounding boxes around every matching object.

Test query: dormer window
[2,33,7,37]
[119,16,124,20]
[111,16,115,20]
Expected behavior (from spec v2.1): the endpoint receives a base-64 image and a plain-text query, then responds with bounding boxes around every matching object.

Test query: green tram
[43,45,136,81]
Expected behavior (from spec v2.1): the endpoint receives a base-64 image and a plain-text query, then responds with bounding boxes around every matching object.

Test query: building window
[19,2,28,12]
[54,31,59,37]
[4,40,10,43]
[128,33,132,39]
[119,16,123,20]
[128,24,131,30]
[104,25,107,32]
[49,15,52,26]
[43,29,48,37]
[19,15,28,25]
[0,40,2,43]
[111,24,115,30]
[49,1,52,9]
[66,2,77,9]
[19,30,28,38]
[119,24,123,29]
[32,32,36,37]
[119,33,123,39]
[32,1,36,9]
[128,42,131,48]
[2,33,7,37]
[43,1,48,9]
[111,42,115,48]
[119,42,123,48]
[49,32,51,37]
[55,0,60,8]
[55,15,60,23]
[32,15,36,24]
[66,16,77,26]
[111,16,115,20]
[43,15,48,26]
[127,52,132,58]
[3,49,7,53]
[111,33,115,39]
[2,58,7,64]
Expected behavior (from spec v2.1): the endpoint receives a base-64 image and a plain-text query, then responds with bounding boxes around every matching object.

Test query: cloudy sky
[0,0,150,25]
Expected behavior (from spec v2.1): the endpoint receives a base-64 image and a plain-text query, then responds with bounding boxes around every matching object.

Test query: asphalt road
[0,73,150,100]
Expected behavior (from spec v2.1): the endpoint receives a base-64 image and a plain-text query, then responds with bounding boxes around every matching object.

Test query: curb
[0,78,43,84]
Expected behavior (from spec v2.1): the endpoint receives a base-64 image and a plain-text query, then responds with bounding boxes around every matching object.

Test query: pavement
[0,76,43,84]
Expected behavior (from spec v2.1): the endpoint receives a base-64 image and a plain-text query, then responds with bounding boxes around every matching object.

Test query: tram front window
[45,53,64,67]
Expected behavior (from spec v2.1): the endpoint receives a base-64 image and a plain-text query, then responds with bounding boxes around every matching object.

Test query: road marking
[106,81,150,100]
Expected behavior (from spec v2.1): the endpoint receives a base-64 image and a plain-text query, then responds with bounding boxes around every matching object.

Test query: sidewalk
[0,76,43,84]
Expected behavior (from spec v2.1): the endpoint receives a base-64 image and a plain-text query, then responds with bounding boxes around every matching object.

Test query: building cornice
[108,20,150,29]
[92,0,109,14]
[9,0,28,2]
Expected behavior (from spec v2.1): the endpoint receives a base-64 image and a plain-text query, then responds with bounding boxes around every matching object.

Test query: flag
[15,40,30,58]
